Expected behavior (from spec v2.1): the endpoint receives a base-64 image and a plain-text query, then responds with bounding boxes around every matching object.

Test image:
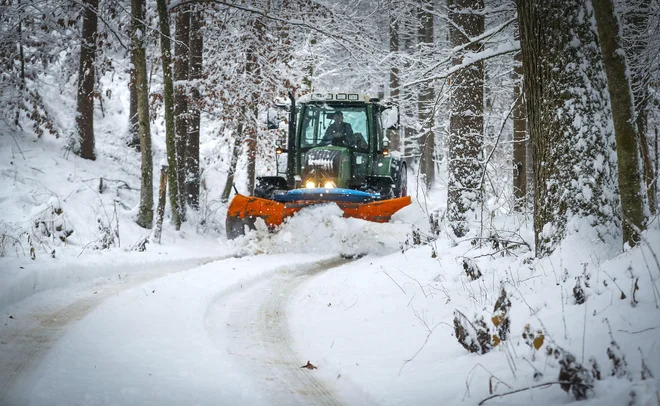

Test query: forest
[1,0,660,404]
[2,0,658,255]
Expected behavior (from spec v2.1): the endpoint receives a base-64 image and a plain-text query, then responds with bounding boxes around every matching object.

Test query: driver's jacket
[323,122,354,143]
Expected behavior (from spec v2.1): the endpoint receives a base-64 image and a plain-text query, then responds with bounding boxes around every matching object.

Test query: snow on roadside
[289,225,660,405]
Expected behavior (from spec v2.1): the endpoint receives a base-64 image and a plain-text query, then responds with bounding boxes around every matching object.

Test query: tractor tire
[394,162,408,198]
[254,176,288,200]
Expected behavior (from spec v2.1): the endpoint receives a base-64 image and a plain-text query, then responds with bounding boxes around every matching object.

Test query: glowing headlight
[323,181,336,188]
[305,180,316,189]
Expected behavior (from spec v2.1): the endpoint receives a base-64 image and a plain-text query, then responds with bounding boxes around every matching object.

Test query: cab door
[370,107,389,177]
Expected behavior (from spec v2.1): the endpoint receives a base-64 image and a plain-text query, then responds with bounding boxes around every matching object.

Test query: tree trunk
[186,5,203,210]
[447,0,484,237]
[15,0,25,128]
[133,0,153,229]
[174,4,190,220]
[76,0,98,161]
[246,113,257,196]
[128,50,140,150]
[512,27,527,212]
[623,2,655,213]
[388,4,401,154]
[221,118,244,203]
[418,0,435,190]
[156,0,181,230]
[153,165,168,243]
[244,17,263,196]
[592,0,646,246]
[515,0,621,256]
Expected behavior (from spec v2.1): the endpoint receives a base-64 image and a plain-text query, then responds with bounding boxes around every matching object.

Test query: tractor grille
[303,149,343,180]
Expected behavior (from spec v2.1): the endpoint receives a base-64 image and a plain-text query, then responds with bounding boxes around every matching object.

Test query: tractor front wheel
[395,163,408,198]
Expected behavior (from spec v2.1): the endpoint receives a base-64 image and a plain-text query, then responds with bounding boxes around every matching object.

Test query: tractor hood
[301,146,352,188]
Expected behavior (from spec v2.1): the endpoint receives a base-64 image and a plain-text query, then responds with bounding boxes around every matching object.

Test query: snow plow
[226,92,411,239]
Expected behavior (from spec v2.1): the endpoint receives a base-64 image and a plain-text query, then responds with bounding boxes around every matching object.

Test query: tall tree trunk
[388,4,401,154]
[156,0,181,230]
[128,50,140,150]
[447,0,484,237]
[244,17,264,196]
[76,0,98,161]
[174,4,190,220]
[515,0,621,256]
[592,0,646,246]
[133,0,153,229]
[186,5,203,210]
[512,27,527,212]
[623,2,655,214]
[418,0,435,189]
[15,0,25,128]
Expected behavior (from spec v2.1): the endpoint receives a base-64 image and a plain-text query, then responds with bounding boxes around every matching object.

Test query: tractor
[226,92,410,239]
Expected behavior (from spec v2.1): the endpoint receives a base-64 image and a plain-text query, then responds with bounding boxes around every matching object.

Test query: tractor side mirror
[266,107,279,130]
[382,106,399,130]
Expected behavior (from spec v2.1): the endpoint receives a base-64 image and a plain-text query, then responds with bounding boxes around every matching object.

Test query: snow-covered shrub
[556,349,595,400]
[522,324,545,356]
[30,196,73,244]
[573,276,586,304]
[453,310,492,354]
[0,232,21,258]
[92,202,120,251]
[462,257,482,281]
[94,216,117,250]
[607,338,629,379]
[491,284,511,342]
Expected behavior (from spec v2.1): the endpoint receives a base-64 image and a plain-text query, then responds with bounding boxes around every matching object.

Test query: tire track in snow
[0,255,227,404]
[208,256,352,406]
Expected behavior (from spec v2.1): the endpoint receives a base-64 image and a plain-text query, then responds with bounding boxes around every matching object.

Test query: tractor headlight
[323,181,336,189]
[305,180,316,189]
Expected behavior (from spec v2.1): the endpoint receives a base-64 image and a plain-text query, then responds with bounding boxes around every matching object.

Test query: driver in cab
[322,111,355,147]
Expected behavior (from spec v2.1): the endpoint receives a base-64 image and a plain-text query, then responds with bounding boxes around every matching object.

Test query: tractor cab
[267,92,401,196]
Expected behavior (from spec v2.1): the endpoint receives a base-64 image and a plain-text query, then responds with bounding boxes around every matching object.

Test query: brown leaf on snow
[301,361,317,370]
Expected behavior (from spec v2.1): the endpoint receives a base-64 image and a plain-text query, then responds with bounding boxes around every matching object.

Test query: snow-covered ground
[1,68,659,405]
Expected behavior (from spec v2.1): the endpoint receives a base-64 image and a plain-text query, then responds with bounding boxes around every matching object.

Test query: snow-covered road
[0,253,353,405]
[207,255,355,406]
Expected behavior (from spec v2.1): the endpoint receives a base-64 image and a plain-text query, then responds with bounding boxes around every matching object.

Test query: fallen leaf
[533,335,544,350]
[9,315,14,319]
[301,361,317,370]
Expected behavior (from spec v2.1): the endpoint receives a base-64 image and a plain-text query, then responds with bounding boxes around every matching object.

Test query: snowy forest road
[0,253,356,405]
[0,255,224,405]
[206,256,353,406]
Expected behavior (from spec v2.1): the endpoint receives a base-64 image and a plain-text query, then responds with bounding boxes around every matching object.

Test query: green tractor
[226,92,410,239]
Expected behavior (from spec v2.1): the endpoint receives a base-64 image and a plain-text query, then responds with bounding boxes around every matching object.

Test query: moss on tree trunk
[156,0,181,230]
[133,0,153,229]
[592,0,646,246]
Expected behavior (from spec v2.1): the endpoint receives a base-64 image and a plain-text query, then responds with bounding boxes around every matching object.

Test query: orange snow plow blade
[226,193,411,239]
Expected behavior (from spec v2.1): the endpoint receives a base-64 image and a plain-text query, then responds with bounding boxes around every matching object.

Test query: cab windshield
[299,105,369,151]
